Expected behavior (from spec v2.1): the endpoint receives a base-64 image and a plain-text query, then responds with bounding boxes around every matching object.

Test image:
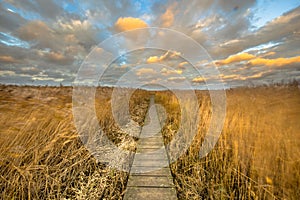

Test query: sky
[0,0,299,89]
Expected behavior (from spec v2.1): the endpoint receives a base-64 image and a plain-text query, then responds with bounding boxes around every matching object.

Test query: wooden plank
[136,144,164,149]
[131,159,169,167]
[138,141,164,145]
[138,141,164,146]
[127,175,174,187]
[139,137,164,142]
[124,187,177,200]
[124,95,178,200]
[130,167,172,176]
[136,147,165,153]
[134,153,168,160]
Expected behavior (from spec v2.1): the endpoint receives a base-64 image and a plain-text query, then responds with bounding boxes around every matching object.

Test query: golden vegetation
[0,86,149,199]
[1,84,299,199]
[156,85,300,199]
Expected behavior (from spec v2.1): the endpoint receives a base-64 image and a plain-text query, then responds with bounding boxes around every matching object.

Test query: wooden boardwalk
[123,96,178,200]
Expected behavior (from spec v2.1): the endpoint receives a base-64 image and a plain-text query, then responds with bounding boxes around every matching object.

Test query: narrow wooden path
[123,96,178,200]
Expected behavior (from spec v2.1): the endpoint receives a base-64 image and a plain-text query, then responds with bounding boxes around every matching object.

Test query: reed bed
[0,85,149,199]
[156,85,300,199]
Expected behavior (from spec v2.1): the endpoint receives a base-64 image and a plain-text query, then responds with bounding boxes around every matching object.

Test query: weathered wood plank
[134,153,168,160]
[124,187,177,200]
[131,159,169,167]
[136,147,165,153]
[123,96,177,200]
[127,175,174,187]
[130,166,172,176]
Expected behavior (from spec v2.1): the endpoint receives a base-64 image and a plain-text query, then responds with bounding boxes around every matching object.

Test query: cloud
[216,51,300,67]
[160,68,182,76]
[166,0,256,52]
[178,61,188,68]
[146,50,181,63]
[261,51,276,58]
[0,0,299,88]
[165,1,214,28]
[55,19,98,51]
[0,70,16,76]
[215,52,256,65]
[5,0,63,19]
[17,20,57,50]
[248,56,300,67]
[241,72,265,80]
[32,76,64,82]
[219,71,267,81]
[160,4,176,27]
[220,74,239,80]
[33,0,63,19]
[58,19,92,31]
[190,29,207,44]
[0,70,32,78]
[17,19,97,54]
[146,56,160,63]
[215,49,300,67]
[215,6,300,58]
[114,17,148,32]
[18,20,50,40]
[0,55,17,63]
[168,76,186,82]
[217,0,255,13]
[136,68,156,76]
[0,4,27,32]
[192,76,206,83]
[43,51,73,65]
[15,19,97,66]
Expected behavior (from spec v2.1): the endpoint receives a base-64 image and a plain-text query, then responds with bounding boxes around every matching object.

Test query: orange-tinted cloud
[47,52,65,61]
[240,72,265,80]
[248,56,300,67]
[219,72,266,81]
[0,55,17,63]
[161,68,182,75]
[220,74,239,80]
[136,68,156,76]
[114,17,148,32]
[215,52,255,65]
[147,56,160,63]
[160,3,177,27]
[43,51,73,65]
[161,8,174,27]
[146,51,181,63]
[261,51,276,57]
[18,21,50,41]
[216,51,300,67]
[192,76,206,83]
[178,61,188,68]
[0,56,16,63]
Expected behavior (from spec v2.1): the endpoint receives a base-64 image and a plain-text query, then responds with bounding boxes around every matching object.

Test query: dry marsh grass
[1,84,299,199]
[0,85,149,199]
[156,85,300,199]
